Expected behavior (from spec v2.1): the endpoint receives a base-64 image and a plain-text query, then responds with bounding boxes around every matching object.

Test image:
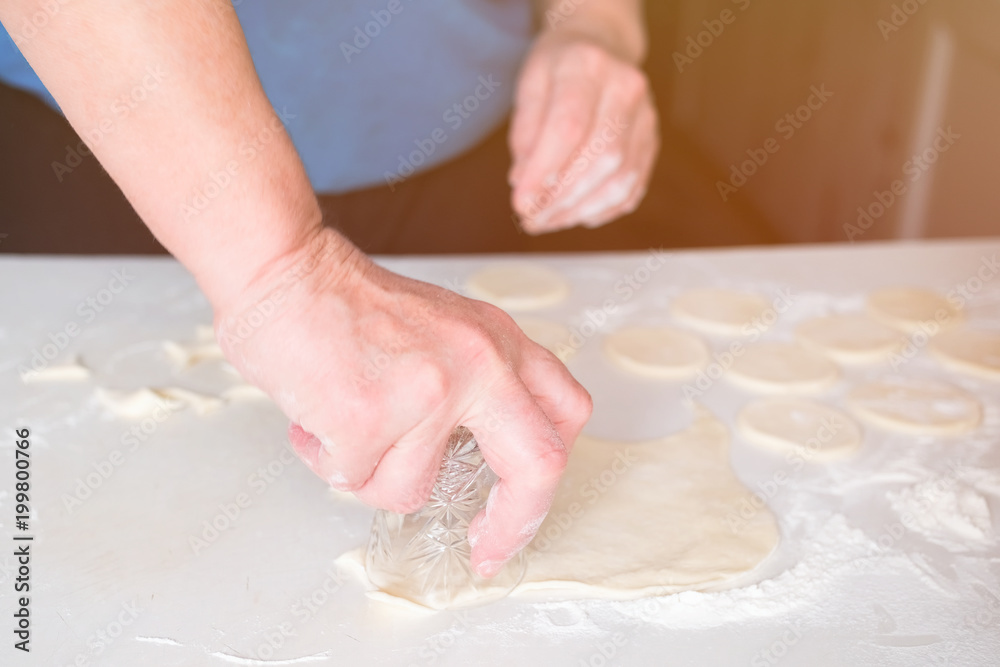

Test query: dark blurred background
[1,0,995,254]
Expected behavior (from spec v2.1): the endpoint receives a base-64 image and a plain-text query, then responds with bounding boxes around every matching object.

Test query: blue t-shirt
[0,1,532,193]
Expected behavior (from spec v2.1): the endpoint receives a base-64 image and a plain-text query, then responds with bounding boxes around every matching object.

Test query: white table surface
[2,239,999,666]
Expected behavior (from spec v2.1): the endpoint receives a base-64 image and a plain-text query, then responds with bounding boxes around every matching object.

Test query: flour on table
[737,398,862,461]
[930,328,1000,381]
[727,343,840,394]
[887,476,994,552]
[670,288,770,337]
[867,287,961,333]
[466,264,569,311]
[847,378,982,435]
[795,314,904,364]
[602,326,709,379]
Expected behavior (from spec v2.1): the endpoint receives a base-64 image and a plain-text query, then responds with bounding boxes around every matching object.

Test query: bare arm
[0,0,339,309]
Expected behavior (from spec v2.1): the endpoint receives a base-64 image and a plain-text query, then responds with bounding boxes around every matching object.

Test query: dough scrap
[163,339,225,368]
[515,317,576,362]
[603,326,709,379]
[930,328,1000,380]
[847,378,981,436]
[867,287,961,334]
[341,408,780,604]
[96,386,222,419]
[466,264,569,311]
[737,398,862,461]
[21,359,90,383]
[221,384,271,401]
[795,314,904,364]
[670,288,770,337]
[727,343,840,394]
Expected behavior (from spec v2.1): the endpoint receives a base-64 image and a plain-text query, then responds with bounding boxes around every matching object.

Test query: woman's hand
[509,27,659,233]
[215,229,592,577]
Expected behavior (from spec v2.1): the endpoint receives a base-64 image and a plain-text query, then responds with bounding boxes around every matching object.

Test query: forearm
[1,0,334,310]
[532,0,647,64]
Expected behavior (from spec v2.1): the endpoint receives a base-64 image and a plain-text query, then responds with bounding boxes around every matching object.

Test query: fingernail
[476,559,504,578]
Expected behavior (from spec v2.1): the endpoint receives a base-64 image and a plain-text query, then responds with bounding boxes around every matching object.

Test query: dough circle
[737,398,862,461]
[930,328,1000,380]
[671,288,770,336]
[867,287,961,334]
[847,378,982,436]
[466,264,569,311]
[516,317,576,362]
[727,342,840,394]
[795,314,904,364]
[603,326,710,379]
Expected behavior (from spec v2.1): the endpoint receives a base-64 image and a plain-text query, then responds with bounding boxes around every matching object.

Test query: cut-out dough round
[339,407,779,603]
[738,398,862,461]
[466,264,569,311]
[727,342,840,394]
[847,378,981,435]
[603,326,709,379]
[930,329,1000,380]
[671,288,770,336]
[795,314,904,364]
[516,317,576,362]
[867,287,961,333]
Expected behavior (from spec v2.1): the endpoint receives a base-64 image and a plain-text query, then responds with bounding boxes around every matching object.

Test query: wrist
[212,225,367,344]
[536,7,647,65]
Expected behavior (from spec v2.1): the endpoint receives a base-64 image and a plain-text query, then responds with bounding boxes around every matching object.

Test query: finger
[288,424,384,491]
[352,420,453,514]
[461,382,570,577]
[508,56,552,184]
[564,103,658,228]
[516,344,592,454]
[511,73,602,222]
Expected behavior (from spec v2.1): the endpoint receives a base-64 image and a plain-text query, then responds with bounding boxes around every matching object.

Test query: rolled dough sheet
[848,377,982,436]
[866,287,961,333]
[737,397,862,461]
[727,342,840,394]
[795,314,904,364]
[466,264,569,311]
[602,326,709,380]
[930,328,1000,380]
[670,288,770,336]
[339,407,779,605]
